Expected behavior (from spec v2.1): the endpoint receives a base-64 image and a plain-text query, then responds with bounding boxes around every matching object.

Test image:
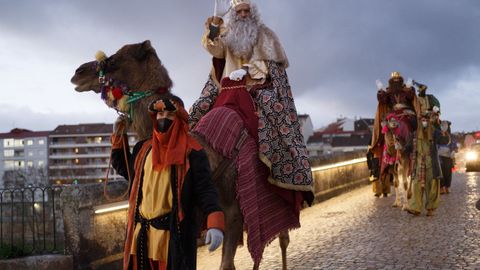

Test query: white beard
[224,6,261,59]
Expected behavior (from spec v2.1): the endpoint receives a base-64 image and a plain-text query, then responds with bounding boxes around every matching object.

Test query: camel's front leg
[279,230,290,270]
[392,173,402,208]
[220,203,243,270]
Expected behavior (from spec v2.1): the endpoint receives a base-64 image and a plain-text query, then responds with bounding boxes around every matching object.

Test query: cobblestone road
[197,172,480,269]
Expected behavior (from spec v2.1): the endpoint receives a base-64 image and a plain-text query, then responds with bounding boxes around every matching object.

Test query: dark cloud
[0,0,479,132]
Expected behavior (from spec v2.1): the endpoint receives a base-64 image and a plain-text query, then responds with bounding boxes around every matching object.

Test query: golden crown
[231,0,251,8]
[390,71,401,79]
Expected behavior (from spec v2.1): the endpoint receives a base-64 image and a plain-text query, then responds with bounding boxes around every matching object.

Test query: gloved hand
[405,78,413,88]
[214,0,231,18]
[113,114,129,136]
[208,21,221,40]
[205,228,223,252]
[375,79,384,91]
[229,69,247,81]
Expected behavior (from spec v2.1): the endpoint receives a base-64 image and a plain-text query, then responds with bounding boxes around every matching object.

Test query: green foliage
[0,244,28,259]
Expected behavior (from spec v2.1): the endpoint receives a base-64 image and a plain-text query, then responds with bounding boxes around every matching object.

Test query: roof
[331,134,370,147]
[319,121,344,133]
[307,130,371,144]
[0,128,50,139]
[298,114,310,120]
[50,123,114,135]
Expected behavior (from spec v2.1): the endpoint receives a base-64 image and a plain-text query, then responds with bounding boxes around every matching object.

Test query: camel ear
[135,40,153,60]
[141,40,152,49]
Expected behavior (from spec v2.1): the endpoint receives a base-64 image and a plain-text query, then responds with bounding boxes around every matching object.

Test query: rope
[102,90,155,201]
[103,124,132,201]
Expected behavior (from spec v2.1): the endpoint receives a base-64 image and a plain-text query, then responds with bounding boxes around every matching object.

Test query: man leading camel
[190,0,314,203]
[112,94,224,270]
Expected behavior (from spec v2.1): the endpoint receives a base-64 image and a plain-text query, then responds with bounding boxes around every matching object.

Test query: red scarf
[150,106,202,221]
[151,107,202,171]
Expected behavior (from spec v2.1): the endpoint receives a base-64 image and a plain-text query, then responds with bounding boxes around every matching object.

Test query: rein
[104,129,132,201]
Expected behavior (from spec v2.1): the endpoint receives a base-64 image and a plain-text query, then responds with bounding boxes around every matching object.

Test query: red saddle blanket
[192,106,300,267]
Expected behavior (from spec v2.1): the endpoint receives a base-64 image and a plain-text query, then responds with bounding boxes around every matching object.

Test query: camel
[71,40,290,270]
[384,117,413,210]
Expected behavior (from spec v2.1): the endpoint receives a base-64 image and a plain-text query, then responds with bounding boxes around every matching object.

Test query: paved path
[197,172,480,269]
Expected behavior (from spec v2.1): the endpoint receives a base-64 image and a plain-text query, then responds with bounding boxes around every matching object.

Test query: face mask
[441,125,448,132]
[422,121,428,128]
[156,118,173,133]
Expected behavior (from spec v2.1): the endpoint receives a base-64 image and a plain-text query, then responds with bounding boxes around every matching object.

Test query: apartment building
[0,128,50,187]
[48,123,136,185]
[307,117,373,157]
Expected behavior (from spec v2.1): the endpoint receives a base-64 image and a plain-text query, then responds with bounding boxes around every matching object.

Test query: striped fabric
[192,107,244,159]
[192,107,300,267]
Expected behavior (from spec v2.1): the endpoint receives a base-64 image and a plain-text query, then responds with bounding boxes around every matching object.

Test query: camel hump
[192,107,250,158]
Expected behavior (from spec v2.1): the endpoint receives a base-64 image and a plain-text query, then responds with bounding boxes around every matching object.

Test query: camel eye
[108,59,115,68]
[75,66,86,74]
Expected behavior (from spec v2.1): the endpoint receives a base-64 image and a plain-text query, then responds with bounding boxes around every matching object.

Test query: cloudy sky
[1,0,479,133]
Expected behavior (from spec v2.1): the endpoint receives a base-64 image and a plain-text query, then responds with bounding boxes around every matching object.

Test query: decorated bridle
[94,50,168,201]
[94,50,167,121]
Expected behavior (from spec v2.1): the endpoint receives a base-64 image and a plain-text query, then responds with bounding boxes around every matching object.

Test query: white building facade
[49,123,136,185]
[0,128,49,187]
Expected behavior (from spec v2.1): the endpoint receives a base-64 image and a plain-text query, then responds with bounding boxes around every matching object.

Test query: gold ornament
[390,71,401,79]
[95,50,107,62]
[231,0,251,8]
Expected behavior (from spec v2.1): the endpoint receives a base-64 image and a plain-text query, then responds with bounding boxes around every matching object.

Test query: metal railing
[0,186,64,258]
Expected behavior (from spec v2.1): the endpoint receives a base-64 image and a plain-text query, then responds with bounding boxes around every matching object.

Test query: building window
[75,148,79,154]
[94,137,103,144]
[38,161,44,168]
[27,140,33,146]
[14,139,24,147]
[38,150,44,156]
[38,139,45,145]
[16,161,25,169]
[4,161,14,170]
[28,151,34,157]
[3,139,13,148]
[4,149,14,157]
[75,159,80,164]
[14,150,24,157]
[27,161,34,168]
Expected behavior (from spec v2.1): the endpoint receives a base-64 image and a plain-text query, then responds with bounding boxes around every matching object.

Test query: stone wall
[0,254,73,270]
[60,182,129,270]
[311,159,369,203]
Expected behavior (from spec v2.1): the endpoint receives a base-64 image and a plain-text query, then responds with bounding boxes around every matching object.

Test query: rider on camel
[189,0,314,205]
[369,72,417,197]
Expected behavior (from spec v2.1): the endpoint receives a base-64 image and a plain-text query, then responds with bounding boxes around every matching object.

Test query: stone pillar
[60,182,129,270]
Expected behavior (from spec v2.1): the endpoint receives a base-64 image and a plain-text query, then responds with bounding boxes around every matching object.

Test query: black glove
[208,24,220,41]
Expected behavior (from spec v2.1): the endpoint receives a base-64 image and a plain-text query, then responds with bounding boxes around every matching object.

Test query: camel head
[70,40,173,140]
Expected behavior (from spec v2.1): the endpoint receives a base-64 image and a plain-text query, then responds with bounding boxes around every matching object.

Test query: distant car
[466,143,480,172]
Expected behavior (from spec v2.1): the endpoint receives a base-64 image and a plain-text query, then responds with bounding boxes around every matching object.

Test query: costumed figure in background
[407,81,443,216]
[111,95,225,270]
[369,72,417,199]
[437,121,457,194]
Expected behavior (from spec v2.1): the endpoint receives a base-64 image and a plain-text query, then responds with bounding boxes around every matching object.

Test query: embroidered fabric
[189,61,313,191]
